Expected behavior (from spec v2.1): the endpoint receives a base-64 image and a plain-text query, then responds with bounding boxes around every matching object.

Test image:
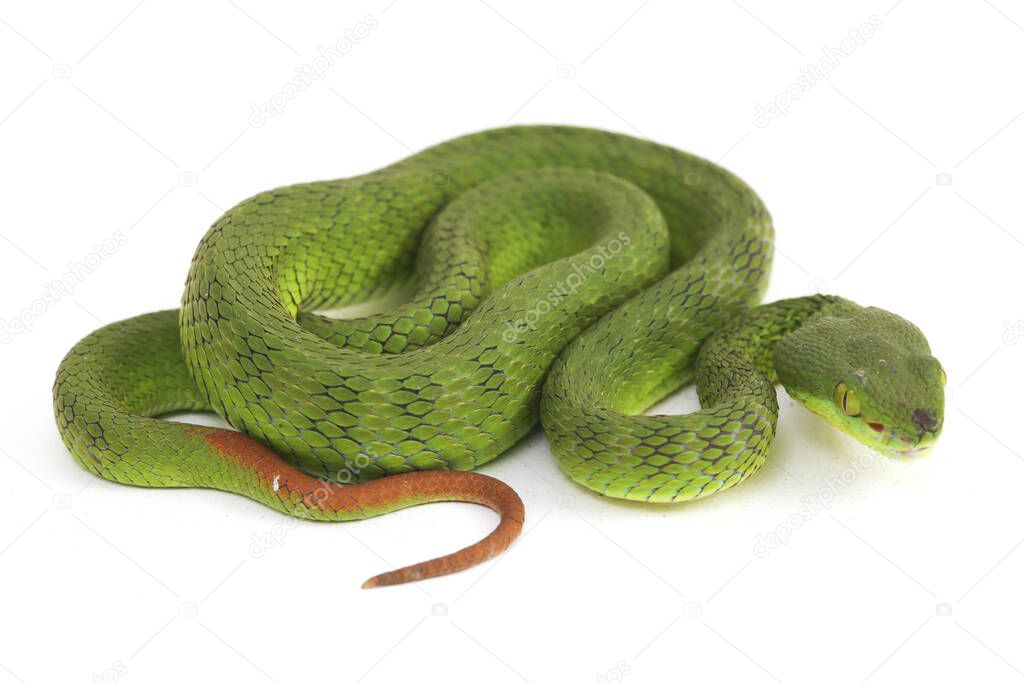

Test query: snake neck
[695,295,859,407]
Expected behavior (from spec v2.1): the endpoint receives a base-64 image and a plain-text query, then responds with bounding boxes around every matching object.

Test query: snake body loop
[53,126,944,587]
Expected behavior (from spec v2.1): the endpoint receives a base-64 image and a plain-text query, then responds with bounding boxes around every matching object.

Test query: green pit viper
[53,126,945,587]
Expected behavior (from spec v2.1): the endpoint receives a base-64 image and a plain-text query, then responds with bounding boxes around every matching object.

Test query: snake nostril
[912,408,938,433]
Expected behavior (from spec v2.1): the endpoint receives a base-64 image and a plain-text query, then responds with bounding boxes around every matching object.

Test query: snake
[53,126,945,588]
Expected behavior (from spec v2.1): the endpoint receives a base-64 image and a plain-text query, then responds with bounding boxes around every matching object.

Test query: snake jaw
[784,388,937,460]
[864,421,934,457]
[859,418,939,458]
[890,429,940,458]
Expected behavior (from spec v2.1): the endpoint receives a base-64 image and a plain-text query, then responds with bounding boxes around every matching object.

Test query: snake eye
[939,367,946,386]
[833,382,861,416]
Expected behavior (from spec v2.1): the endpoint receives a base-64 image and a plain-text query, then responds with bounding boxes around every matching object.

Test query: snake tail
[53,309,524,588]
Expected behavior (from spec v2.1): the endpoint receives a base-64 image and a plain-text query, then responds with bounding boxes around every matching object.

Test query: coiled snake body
[53,127,944,587]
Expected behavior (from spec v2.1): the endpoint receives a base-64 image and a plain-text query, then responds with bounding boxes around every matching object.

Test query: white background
[1,1,1022,681]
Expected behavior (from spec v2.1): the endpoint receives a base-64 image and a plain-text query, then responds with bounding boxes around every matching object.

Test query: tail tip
[361,567,415,589]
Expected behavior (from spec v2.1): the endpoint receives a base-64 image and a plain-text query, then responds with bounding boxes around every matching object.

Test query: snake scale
[53,126,945,587]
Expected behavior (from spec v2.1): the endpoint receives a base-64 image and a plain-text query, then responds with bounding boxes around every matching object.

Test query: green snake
[53,126,945,587]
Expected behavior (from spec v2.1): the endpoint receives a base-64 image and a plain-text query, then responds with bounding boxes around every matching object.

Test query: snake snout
[912,408,939,434]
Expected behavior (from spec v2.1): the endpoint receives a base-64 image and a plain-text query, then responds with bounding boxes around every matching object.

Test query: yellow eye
[833,382,860,416]
[939,367,946,385]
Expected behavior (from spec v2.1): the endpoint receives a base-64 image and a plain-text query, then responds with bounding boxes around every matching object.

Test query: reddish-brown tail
[359,470,525,588]
[202,427,525,589]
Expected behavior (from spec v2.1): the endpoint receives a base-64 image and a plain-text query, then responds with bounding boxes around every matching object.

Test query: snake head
[774,303,945,458]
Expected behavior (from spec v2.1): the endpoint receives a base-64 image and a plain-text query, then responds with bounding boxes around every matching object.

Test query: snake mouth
[887,431,937,458]
[896,446,932,456]
[859,419,936,458]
